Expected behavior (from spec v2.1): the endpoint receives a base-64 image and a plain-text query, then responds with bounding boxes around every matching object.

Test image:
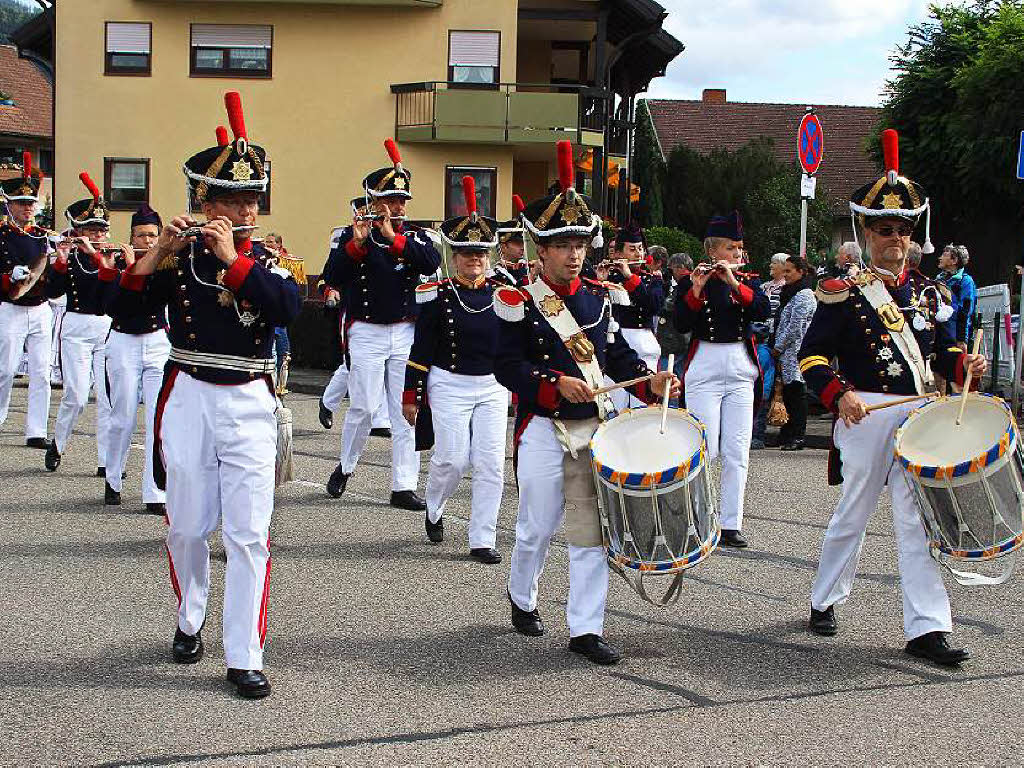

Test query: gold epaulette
[156,252,178,271]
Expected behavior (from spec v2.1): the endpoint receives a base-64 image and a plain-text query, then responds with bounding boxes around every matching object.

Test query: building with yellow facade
[42,0,681,274]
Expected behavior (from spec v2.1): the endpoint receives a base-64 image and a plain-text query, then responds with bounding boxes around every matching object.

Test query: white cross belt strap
[170,347,276,375]
[858,273,932,394]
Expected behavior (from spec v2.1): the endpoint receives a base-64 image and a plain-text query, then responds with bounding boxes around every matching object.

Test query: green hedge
[646,227,704,261]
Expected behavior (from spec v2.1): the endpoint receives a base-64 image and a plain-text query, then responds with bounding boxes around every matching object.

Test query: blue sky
[646,0,941,106]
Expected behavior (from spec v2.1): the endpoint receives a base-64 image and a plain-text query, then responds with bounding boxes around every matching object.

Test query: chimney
[702,88,727,104]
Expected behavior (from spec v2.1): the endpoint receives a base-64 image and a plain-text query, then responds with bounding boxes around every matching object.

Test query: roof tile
[0,44,52,140]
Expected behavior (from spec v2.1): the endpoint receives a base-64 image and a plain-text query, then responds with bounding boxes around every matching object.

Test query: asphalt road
[2,383,1022,766]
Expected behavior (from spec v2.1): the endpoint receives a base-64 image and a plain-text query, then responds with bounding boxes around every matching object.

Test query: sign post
[1012,131,1024,413]
[797,107,824,258]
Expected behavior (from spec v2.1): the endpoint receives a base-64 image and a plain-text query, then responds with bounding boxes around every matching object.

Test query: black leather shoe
[318,398,333,429]
[509,591,544,636]
[425,513,444,543]
[809,605,838,636]
[96,466,106,478]
[25,437,51,450]
[145,502,166,516]
[470,547,501,564]
[172,628,203,664]
[44,443,61,472]
[905,631,970,667]
[780,440,805,451]
[390,490,426,511]
[719,529,748,548]
[226,668,271,699]
[104,481,121,506]
[369,427,392,438]
[569,634,622,665]
[326,464,349,498]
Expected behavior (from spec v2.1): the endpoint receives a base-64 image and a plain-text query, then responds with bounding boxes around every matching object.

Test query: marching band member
[603,223,664,410]
[102,204,170,511]
[44,173,120,475]
[674,212,770,548]
[495,141,678,665]
[493,194,530,286]
[112,92,301,697]
[318,206,391,436]
[321,140,441,508]
[799,129,983,666]
[402,177,506,563]
[0,153,53,448]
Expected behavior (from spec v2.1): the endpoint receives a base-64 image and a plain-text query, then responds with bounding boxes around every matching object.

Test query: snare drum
[895,394,1024,585]
[590,408,718,605]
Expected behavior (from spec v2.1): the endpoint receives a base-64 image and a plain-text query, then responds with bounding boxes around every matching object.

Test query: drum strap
[524,280,612,419]
[858,275,932,394]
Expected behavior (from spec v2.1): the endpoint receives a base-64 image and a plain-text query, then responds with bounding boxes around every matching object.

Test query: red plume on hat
[215,125,229,147]
[22,151,32,180]
[79,172,100,202]
[881,128,899,187]
[512,194,525,215]
[556,140,574,193]
[384,137,403,174]
[462,175,478,222]
[224,91,248,152]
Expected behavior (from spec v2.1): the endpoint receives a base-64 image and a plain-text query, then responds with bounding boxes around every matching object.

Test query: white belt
[169,347,275,375]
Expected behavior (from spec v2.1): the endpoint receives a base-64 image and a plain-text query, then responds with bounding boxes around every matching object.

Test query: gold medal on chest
[539,294,564,317]
[876,301,905,333]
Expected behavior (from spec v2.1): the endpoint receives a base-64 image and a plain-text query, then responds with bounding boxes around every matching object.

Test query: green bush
[646,227,703,261]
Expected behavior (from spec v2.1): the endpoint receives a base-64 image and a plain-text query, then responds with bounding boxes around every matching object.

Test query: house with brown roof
[645,89,882,243]
[0,42,53,210]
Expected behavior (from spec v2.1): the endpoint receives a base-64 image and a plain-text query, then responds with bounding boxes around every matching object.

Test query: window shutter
[191,24,273,49]
[448,31,499,67]
[106,22,151,54]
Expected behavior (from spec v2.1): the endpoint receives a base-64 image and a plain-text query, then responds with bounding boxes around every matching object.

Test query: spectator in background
[773,254,816,450]
[818,241,861,279]
[905,242,930,297]
[751,254,787,449]
[264,232,301,388]
[938,244,977,349]
[656,252,692,388]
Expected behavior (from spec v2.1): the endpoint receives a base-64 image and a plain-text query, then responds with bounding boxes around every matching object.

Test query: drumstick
[956,328,985,426]
[863,392,938,413]
[660,354,674,434]
[591,373,655,397]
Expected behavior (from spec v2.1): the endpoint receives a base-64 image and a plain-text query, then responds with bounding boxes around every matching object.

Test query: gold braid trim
[534,193,564,231]
[374,169,397,192]
[860,176,887,209]
[156,252,179,271]
[196,145,235,202]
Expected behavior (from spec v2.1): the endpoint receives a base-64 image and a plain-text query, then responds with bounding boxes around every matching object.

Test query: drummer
[494,140,678,666]
[673,212,770,549]
[798,129,985,666]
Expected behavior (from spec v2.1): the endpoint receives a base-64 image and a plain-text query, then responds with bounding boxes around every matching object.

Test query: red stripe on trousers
[165,543,182,607]
[258,541,272,647]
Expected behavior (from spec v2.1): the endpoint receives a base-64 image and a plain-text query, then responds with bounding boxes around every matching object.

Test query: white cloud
[647,0,935,105]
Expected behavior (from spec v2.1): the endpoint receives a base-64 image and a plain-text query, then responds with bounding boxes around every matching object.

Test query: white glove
[10,264,30,282]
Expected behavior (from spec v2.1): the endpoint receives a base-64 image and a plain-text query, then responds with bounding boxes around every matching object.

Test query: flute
[177,223,259,238]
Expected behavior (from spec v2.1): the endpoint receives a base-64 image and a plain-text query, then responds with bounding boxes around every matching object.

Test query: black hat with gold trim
[521,141,602,246]
[439,175,498,250]
[65,172,110,229]
[1,151,43,202]
[497,194,526,245]
[362,138,412,200]
[850,128,933,253]
[184,92,268,204]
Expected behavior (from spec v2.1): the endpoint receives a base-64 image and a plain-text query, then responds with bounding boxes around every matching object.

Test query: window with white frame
[448,31,500,86]
[105,22,152,75]
[190,24,273,77]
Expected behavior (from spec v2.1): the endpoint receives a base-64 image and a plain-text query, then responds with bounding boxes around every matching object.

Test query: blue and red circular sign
[797,112,824,175]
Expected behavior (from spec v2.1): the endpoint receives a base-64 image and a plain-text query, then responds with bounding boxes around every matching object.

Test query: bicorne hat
[184,92,269,205]
[65,172,110,229]
[1,151,42,202]
[362,139,412,200]
[521,141,601,246]
[439,175,498,250]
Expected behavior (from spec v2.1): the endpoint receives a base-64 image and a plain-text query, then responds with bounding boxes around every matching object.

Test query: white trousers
[509,416,608,637]
[49,299,65,384]
[54,312,111,463]
[610,327,661,412]
[684,342,757,530]
[339,320,418,491]
[425,369,507,549]
[161,371,276,670]
[104,330,171,500]
[0,302,52,439]
[321,361,390,428]
[811,391,952,640]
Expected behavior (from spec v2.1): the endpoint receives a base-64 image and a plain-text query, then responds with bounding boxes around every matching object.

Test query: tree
[632,100,665,227]
[0,0,41,43]
[879,1,1024,284]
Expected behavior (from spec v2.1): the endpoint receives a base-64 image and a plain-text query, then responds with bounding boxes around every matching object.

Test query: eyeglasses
[871,223,914,238]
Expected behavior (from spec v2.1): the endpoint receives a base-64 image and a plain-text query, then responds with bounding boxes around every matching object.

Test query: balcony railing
[391,81,609,146]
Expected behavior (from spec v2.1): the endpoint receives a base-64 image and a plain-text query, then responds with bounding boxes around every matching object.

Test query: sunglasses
[871,223,914,238]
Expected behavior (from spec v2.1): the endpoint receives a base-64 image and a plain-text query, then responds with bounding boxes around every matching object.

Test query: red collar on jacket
[540,274,581,296]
